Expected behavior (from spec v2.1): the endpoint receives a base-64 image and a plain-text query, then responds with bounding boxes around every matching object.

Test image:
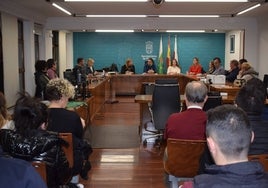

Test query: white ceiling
[0,0,268,30]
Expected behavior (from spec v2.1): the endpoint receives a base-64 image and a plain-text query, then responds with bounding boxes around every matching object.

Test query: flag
[157,36,164,74]
[166,35,171,68]
[173,35,178,62]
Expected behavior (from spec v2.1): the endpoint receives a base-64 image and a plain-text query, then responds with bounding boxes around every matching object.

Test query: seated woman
[46,78,92,181]
[120,58,135,74]
[167,59,181,75]
[143,58,157,74]
[188,57,202,75]
[237,62,259,82]
[0,93,72,188]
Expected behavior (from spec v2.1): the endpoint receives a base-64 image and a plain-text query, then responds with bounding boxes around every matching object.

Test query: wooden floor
[80,96,168,188]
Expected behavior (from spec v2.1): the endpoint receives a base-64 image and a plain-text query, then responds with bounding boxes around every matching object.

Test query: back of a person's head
[77,58,83,64]
[239,58,248,64]
[47,58,55,69]
[13,93,48,136]
[206,104,251,158]
[35,60,47,72]
[185,81,207,103]
[46,78,75,101]
[235,78,266,115]
[241,62,251,71]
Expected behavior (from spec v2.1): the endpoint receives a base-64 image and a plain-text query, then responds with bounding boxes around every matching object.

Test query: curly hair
[46,78,75,101]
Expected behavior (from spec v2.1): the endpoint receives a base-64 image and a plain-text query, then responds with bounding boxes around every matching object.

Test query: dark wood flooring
[80,96,167,188]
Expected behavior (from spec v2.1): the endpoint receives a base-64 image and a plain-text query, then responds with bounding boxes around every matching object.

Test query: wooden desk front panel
[111,74,197,95]
[88,78,110,120]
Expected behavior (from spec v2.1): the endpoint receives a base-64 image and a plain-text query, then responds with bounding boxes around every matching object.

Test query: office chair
[203,91,222,111]
[143,78,181,146]
[164,138,206,188]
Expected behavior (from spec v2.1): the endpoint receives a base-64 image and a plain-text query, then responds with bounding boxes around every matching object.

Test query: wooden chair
[32,161,47,183]
[59,133,74,168]
[248,154,268,172]
[163,138,206,188]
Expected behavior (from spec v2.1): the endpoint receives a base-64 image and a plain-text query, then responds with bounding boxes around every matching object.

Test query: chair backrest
[248,154,268,172]
[59,133,74,168]
[164,138,206,177]
[152,78,180,130]
[203,91,222,111]
[32,161,47,183]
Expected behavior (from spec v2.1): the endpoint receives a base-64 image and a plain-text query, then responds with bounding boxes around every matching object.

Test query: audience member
[121,58,135,74]
[182,104,268,188]
[198,78,268,173]
[225,59,239,83]
[0,92,13,129]
[86,58,98,76]
[235,77,268,155]
[238,58,248,70]
[34,60,49,100]
[47,58,58,79]
[0,146,47,188]
[164,81,207,140]
[46,78,92,181]
[73,58,86,84]
[167,59,181,75]
[211,57,225,75]
[237,62,259,82]
[188,57,202,75]
[143,58,157,74]
[0,93,72,188]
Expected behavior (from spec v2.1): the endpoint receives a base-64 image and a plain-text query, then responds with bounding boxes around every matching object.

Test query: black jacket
[194,161,268,188]
[0,129,71,188]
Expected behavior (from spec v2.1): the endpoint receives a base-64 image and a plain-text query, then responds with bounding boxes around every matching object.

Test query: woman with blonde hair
[237,62,259,82]
[46,78,92,183]
[120,58,135,74]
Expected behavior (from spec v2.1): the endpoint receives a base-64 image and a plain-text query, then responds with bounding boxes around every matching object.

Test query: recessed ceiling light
[159,15,219,18]
[65,0,147,2]
[237,3,261,15]
[52,3,72,15]
[86,15,146,17]
[165,0,248,2]
[95,30,135,32]
[166,30,206,32]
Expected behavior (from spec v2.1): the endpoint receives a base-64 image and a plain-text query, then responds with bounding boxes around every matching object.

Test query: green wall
[73,32,225,74]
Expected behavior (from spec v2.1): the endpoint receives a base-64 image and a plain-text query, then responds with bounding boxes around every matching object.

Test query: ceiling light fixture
[95,29,135,32]
[52,3,72,15]
[165,0,248,2]
[166,30,206,32]
[159,15,219,17]
[65,0,147,2]
[237,3,261,15]
[86,15,146,17]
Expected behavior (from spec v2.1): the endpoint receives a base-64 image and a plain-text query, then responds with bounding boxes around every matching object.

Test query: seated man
[164,81,208,140]
[182,105,268,188]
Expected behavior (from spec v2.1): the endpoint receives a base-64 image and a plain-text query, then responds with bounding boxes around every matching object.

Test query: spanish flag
[166,35,171,68]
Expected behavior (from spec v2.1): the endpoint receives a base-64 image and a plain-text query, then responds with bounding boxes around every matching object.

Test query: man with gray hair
[182,105,268,188]
[164,81,208,140]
